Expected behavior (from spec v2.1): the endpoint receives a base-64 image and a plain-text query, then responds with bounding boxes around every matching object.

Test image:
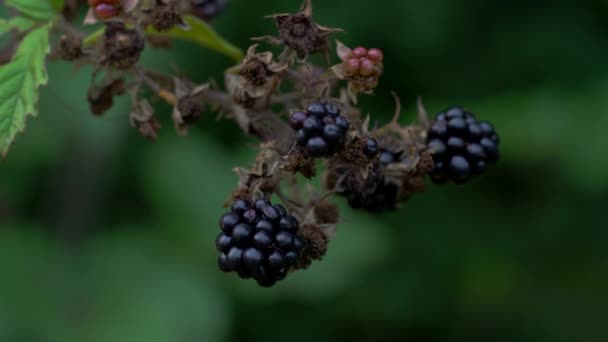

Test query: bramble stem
[136,67,177,105]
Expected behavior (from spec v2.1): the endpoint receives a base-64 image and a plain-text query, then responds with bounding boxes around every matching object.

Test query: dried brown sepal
[150,1,185,32]
[87,78,126,116]
[292,197,339,269]
[229,45,289,109]
[58,34,85,61]
[228,142,285,205]
[368,97,436,204]
[225,66,258,108]
[240,59,269,88]
[100,22,145,69]
[283,147,317,179]
[375,94,428,161]
[239,45,288,89]
[258,0,342,61]
[83,7,98,25]
[311,199,340,225]
[130,99,162,141]
[172,79,209,135]
[294,225,328,270]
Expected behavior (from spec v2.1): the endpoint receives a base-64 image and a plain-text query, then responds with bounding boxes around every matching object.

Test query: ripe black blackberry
[217,198,304,287]
[426,106,500,184]
[290,102,350,158]
[338,148,401,212]
[191,0,229,21]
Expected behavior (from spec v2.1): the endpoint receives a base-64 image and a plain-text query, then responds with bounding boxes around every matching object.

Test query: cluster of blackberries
[191,0,229,21]
[290,102,350,157]
[426,106,500,183]
[217,198,304,287]
[341,47,384,91]
[88,0,120,19]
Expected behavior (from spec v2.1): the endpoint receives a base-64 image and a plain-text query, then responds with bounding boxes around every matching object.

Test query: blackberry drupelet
[217,198,304,287]
[426,106,500,184]
[289,102,350,158]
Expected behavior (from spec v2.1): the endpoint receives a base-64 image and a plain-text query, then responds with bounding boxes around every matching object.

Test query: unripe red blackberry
[217,199,304,287]
[88,0,121,20]
[289,102,350,158]
[340,46,384,92]
[427,106,500,183]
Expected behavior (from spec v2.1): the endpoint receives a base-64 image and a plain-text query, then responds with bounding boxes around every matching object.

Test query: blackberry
[191,0,229,21]
[363,138,379,157]
[337,148,401,212]
[340,47,384,92]
[217,199,304,287]
[89,0,121,20]
[427,106,500,183]
[290,102,350,158]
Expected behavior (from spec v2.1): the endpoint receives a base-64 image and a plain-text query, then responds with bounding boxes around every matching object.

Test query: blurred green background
[2,0,608,341]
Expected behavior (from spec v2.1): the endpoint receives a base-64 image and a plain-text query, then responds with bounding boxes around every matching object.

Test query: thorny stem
[136,67,295,148]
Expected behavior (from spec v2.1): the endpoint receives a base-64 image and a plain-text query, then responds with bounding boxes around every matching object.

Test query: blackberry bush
[217,199,304,287]
[2,0,502,288]
[426,106,500,184]
[290,102,350,158]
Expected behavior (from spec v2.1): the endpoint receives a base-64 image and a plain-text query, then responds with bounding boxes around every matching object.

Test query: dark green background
[1,1,607,341]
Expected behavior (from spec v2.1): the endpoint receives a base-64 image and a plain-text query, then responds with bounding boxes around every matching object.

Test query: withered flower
[100,22,145,69]
[150,1,186,32]
[130,99,162,141]
[87,77,126,116]
[225,45,287,107]
[172,78,209,135]
[239,44,288,95]
[255,0,342,61]
[57,34,85,61]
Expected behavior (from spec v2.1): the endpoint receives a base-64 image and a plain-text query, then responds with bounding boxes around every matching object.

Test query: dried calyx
[101,22,145,69]
[88,77,127,116]
[256,0,342,61]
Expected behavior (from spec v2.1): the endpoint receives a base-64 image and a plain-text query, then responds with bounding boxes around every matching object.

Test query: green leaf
[5,0,63,20]
[0,23,51,158]
[147,15,243,62]
[0,16,36,35]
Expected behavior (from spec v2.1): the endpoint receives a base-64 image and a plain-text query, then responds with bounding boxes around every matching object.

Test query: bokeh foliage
[1,1,608,341]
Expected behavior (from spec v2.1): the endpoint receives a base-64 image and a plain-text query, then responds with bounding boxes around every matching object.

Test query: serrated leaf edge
[0,23,52,159]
